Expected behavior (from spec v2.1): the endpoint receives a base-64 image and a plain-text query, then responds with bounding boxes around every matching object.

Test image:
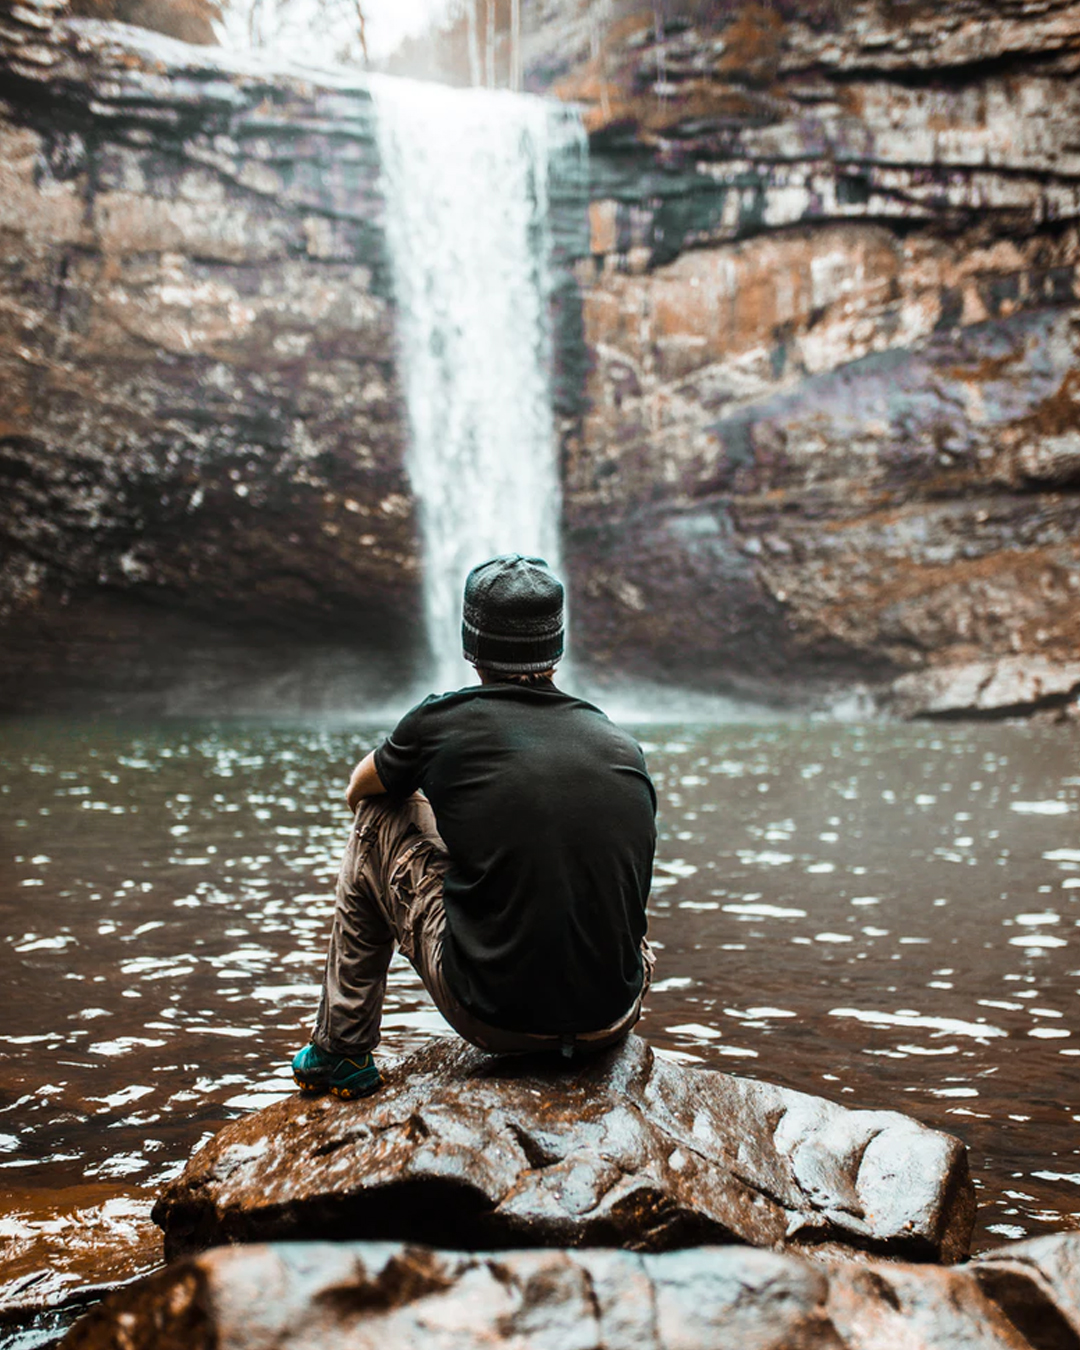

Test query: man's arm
[345,751,387,813]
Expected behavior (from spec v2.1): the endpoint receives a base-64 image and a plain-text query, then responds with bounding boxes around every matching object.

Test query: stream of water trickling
[369,76,584,692]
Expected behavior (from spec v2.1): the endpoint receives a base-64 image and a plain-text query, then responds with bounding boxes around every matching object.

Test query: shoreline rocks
[152,1035,975,1265]
[886,657,1080,722]
[61,1037,1080,1348]
[60,1233,1080,1350]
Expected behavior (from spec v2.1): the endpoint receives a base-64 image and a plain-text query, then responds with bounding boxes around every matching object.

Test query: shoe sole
[329,1076,381,1101]
[293,1073,327,1094]
[293,1072,381,1100]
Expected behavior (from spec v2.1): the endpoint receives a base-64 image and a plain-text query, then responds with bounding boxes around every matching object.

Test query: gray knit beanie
[462,554,565,673]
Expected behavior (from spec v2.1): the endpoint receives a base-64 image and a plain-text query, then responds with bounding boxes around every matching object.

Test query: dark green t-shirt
[374,680,656,1034]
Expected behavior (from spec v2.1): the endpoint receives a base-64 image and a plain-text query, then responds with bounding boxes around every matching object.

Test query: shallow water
[2,713,1080,1336]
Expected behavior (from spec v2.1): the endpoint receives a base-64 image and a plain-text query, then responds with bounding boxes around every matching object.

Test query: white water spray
[369,75,584,693]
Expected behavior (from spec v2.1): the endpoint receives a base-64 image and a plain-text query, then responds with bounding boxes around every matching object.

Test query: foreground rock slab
[972,1232,1080,1346]
[62,1236,1080,1350]
[153,1036,974,1262]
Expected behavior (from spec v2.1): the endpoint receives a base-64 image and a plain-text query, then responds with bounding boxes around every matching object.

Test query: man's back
[374,680,657,1034]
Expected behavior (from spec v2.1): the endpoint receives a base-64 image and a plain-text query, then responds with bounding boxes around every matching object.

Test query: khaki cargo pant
[313,793,653,1057]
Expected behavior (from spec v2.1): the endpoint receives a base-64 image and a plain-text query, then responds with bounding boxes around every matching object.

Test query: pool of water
[2,713,1080,1339]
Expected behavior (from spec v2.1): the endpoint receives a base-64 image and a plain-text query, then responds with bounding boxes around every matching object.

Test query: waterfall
[369,76,585,693]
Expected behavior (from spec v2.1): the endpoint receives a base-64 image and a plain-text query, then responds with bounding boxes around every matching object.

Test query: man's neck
[475,667,556,687]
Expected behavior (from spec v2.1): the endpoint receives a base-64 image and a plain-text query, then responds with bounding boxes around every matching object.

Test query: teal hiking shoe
[291,1042,382,1100]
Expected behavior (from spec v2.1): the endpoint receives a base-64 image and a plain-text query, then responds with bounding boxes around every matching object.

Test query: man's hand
[345,751,386,813]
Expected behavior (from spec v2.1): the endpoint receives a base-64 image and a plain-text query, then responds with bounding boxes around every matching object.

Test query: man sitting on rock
[292,553,657,1099]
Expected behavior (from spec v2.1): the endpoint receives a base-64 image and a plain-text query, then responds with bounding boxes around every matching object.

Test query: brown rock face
[0,0,421,711]
[526,0,1080,710]
[5,0,1079,712]
[59,1233,1080,1350]
[151,1035,975,1265]
[65,0,221,46]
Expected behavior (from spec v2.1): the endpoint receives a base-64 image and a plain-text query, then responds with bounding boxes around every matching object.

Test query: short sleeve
[373,701,428,797]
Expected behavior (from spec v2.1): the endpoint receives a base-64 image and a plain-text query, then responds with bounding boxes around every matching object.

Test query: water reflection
[1,716,1080,1324]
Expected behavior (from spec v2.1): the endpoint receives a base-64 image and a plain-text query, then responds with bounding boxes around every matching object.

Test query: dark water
[2,714,1080,1335]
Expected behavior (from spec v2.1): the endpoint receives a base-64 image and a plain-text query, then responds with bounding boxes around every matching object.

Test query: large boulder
[60,1235,1080,1350]
[152,1036,975,1264]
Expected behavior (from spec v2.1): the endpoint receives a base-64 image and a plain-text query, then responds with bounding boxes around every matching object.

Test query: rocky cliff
[3,0,1079,714]
[526,0,1080,713]
[0,0,419,712]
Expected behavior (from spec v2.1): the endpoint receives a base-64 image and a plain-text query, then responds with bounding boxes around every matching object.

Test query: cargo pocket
[386,836,434,962]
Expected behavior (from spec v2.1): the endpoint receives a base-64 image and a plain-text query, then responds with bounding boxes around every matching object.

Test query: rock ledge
[153,1035,975,1264]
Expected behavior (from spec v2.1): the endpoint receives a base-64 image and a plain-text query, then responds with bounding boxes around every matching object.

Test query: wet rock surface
[60,1233,1080,1350]
[973,1231,1080,1343]
[152,1035,975,1264]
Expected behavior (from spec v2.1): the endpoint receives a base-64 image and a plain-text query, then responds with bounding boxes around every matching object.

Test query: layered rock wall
[0,0,418,711]
[3,0,1079,712]
[526,0,1080,709]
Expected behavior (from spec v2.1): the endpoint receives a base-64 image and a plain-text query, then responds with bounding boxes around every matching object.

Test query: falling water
[369,75,584,693]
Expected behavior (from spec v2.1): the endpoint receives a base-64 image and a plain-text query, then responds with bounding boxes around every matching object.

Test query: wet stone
[60,1234,1080,1350]
[971,1232,1080,1346]
[152,1035,975,1264]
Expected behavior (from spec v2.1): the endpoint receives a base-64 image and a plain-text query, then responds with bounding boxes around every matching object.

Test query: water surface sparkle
[2,715,1080,1326]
